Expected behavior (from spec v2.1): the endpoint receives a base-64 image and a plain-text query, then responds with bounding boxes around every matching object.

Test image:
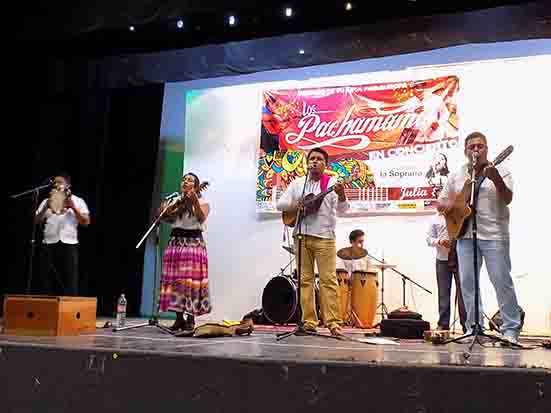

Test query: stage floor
[2,318,549,413]
[1,318,549,369]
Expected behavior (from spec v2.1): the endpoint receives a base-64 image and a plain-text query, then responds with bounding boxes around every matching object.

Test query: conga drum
[336,268,351,325]
[351,271,378,328]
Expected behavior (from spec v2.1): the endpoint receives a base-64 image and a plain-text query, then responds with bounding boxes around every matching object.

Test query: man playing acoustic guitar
[437,132,522,344]
[276,148,349,336]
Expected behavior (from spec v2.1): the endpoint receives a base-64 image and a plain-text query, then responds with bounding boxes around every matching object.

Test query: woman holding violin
[158,173,211,331]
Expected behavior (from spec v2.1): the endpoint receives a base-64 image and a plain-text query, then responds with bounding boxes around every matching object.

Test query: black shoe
[168,319,186,331]
[169,313,187,331]
[183,314,195,331]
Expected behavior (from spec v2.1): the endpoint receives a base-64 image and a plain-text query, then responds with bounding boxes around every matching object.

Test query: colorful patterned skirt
[159,228,211,315]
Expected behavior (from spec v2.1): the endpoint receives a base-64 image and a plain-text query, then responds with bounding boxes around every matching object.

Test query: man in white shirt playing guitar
[276,148,349,336]
[438,132,521,344]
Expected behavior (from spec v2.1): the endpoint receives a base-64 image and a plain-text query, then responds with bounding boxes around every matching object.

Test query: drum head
[337,246,368,260]
[262,276,298,324]
[352,271,377,277]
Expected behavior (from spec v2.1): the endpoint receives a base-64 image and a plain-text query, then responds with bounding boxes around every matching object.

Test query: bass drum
[262,275,321,325]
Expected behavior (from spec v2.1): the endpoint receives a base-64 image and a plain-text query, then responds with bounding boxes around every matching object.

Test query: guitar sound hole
[27,312,34,319]
[76,312,81,319]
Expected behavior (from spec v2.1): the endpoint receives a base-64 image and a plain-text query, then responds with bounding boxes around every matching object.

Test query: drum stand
[374,263,390,324]
[112,202,175,335]
[367,252,432,327]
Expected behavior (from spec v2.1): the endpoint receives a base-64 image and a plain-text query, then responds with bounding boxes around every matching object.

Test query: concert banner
[256,75,461,214]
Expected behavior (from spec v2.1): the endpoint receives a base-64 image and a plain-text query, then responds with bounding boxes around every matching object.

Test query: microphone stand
[9,180,53,294]
[279,256,296,278]
[112,197,178,334]
[277,170,335,341]
[445,156,522,352]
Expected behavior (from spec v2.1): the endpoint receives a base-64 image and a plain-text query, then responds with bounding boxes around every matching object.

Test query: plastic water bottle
[116,294,127,328]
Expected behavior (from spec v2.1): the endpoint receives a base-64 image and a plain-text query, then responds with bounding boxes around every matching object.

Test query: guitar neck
[319,185,336,197]
[307,184,336,203]
[302,175,355,203]
[493,146,513,167]
[470,146,513,177]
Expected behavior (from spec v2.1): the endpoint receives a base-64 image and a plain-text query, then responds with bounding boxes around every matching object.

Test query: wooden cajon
[2,295,97,336]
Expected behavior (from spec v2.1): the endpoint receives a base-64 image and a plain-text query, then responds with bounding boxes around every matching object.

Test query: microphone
[164,192,179,200]
[471,151,479,166]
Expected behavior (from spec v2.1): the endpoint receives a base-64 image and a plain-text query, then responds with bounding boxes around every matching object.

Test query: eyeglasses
[466,144,486,151]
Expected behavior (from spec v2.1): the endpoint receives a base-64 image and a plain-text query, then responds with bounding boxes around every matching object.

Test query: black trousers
[38,242,79,296]
[436,259,467,330]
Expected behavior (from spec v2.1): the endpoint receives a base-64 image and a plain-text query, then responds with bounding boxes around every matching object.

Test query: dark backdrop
[5,56,163,317]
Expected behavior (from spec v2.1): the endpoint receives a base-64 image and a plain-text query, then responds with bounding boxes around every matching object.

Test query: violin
[161,181,209,218]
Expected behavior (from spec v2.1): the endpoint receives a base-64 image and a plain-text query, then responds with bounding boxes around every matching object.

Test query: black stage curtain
[5,76,163,317]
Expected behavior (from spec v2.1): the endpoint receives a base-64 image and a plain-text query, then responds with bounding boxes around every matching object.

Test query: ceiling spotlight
[299,49,305,55]
[129,25,135,32]
[285,7,293,17]
[345,2,353,11]
[228,15,236,26]
[176,20,184,29]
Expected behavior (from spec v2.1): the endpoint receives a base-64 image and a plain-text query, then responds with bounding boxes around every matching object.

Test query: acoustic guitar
[282,174,357,227]
[444,145,513,240]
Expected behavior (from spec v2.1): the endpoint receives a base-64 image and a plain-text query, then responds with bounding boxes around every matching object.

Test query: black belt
[170,228,203,238]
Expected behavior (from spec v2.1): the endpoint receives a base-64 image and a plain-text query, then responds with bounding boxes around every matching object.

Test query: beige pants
[295,235,341,330]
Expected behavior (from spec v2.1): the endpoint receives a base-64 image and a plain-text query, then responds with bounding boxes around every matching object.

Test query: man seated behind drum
[337,229,379,328]
[339,229,374,273]
[35,174,90,296]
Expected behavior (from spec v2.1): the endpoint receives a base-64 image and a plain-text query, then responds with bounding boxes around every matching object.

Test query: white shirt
[37,195,89,244]
[171,199,209,231]
[276,176,349,239]
[439,164,513,240]
[426,213,450,261]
